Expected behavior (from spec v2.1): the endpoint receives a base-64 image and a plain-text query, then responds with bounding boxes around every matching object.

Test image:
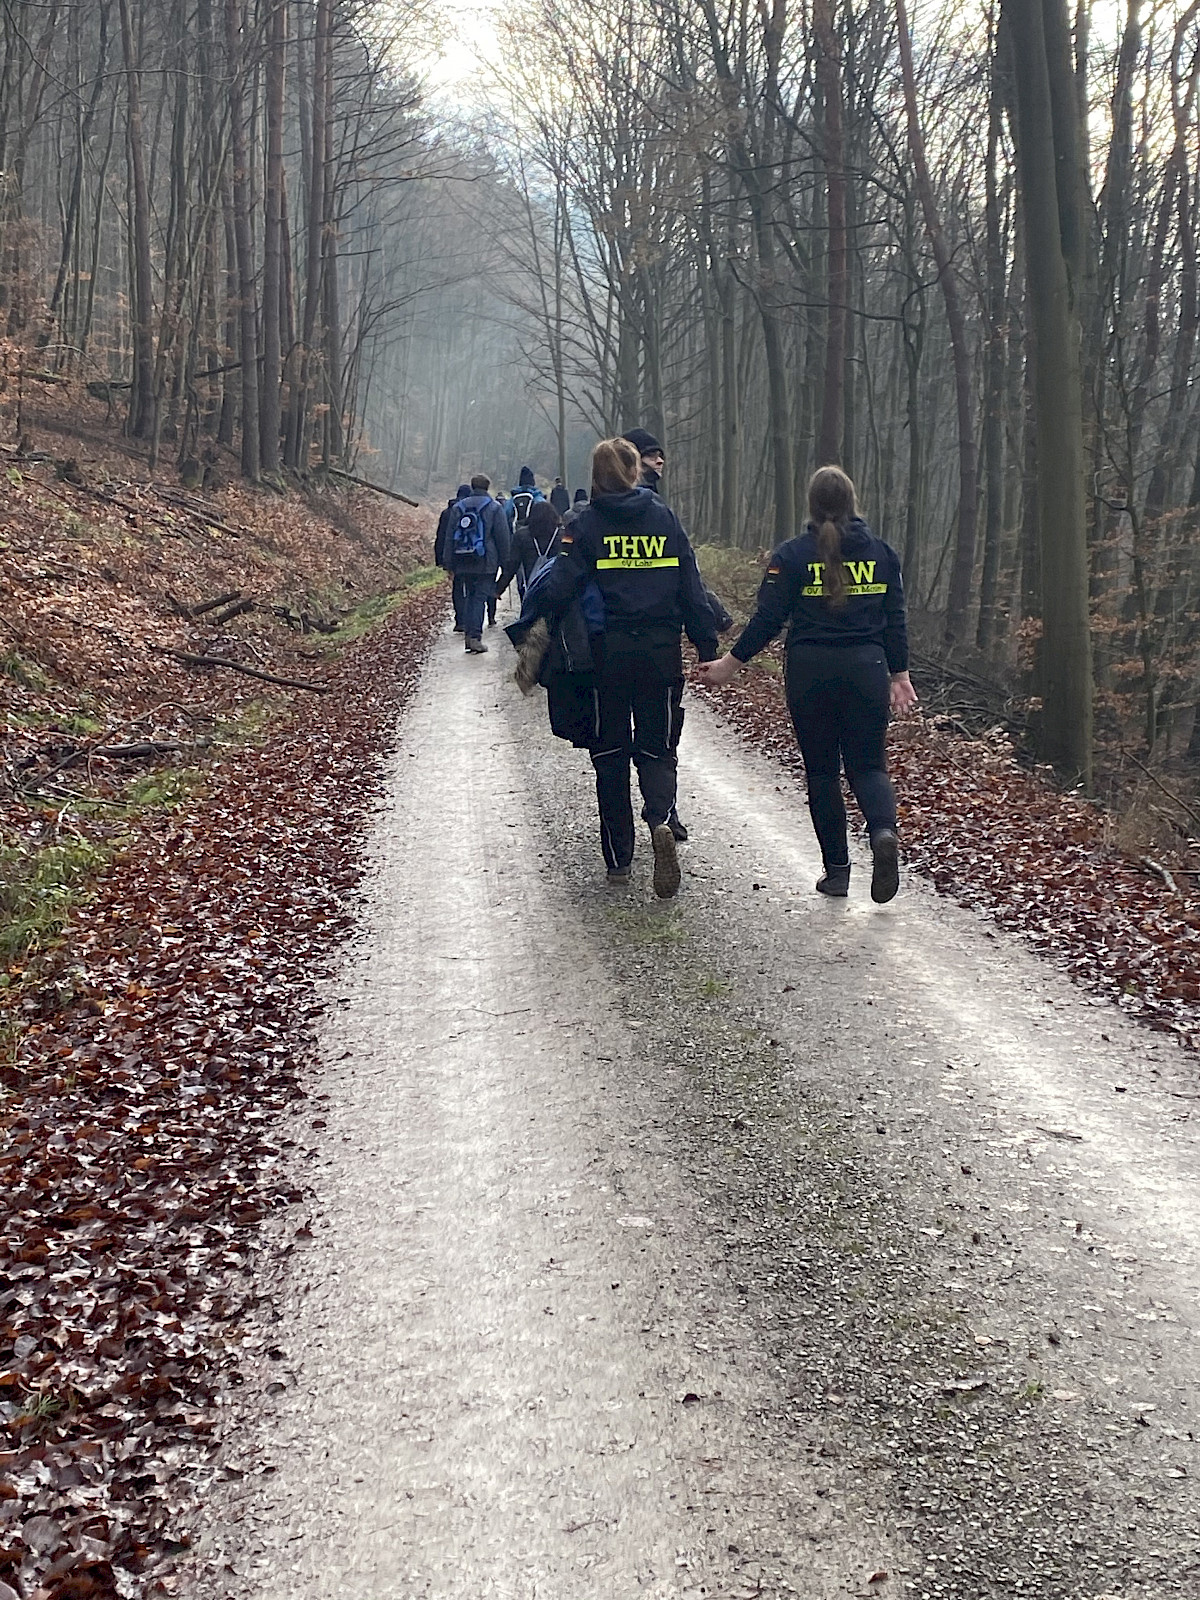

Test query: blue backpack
[452,501,486,560]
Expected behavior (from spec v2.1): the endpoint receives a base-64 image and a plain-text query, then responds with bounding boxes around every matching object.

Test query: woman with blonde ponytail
[698,466,918,903]
[515,437,720,897]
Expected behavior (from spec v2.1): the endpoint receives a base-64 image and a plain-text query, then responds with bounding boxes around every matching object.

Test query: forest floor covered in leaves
[0,403,444,1598]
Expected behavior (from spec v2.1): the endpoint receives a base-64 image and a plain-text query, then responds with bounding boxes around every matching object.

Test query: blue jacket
[530,488,718,660]
[448,494,512,575]
[505,485,546,529]
[731,518,908,670]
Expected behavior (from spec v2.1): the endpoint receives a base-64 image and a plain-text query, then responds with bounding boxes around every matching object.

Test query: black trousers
[590,641,683,870]
[785,642,897,868]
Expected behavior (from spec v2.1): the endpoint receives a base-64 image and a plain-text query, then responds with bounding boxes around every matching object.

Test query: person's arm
[676,524,719,662]
[496,529,529,599]
[697,547,799,688]
[882,546,918,715]
[491,503,512,571]
[434,508,449,569]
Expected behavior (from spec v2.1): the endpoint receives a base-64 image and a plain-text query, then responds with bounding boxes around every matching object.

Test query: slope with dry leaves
[1,407,450,1597]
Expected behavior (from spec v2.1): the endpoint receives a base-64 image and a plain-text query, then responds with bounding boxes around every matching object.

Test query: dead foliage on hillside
[0,578,446,1598]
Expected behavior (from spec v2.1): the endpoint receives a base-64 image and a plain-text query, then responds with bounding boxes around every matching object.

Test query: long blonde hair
[808,465,859,607]
[591,436,641,497]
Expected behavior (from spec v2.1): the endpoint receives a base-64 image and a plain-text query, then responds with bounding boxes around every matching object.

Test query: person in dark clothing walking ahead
[496,499,562,602]
[447,474,511,654]
[550,477,570,514]
[698,466,918,902]
[524,437,718,898]
[434,484,473,633]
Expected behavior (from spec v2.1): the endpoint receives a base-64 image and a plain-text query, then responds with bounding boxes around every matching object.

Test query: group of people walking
[434,432,917,904]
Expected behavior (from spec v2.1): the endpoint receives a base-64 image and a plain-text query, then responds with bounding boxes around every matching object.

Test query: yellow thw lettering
[808,562,824,585]
[845,560,877,585]
[621,536,640,559]
[603,536,622,560]
[642,535,667,559]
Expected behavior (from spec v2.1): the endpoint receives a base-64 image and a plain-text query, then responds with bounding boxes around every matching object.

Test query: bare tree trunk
[1006,0,1093,785]
[226,0,260,480]
[978,20,1009,654]
[814,0,846,467]
[260,0,287,476]
[117,0,156,438]
[895,0,978,642]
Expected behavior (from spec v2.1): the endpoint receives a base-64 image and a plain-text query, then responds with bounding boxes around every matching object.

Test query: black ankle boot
[816,862,851,897]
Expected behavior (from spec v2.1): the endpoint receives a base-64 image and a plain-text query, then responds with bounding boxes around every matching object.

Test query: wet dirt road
[192,626,1200,1600]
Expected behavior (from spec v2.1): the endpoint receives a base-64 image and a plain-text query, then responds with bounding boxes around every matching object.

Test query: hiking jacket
[496,522,558,600]
[504,485,546,529]
[533,488,718,660]
[448,494,511,575]
[731,519,908,671]
[433,497,459,570]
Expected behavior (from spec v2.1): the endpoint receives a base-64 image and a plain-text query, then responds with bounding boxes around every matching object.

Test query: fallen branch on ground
[326,466,419,507]
[149,645,328,693]
[208,598,256,626]
[168,590,242,618]
[1141,856,1181,896]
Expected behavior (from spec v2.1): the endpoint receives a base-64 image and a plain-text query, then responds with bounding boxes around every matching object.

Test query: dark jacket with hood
[496,517,559,599]
[434,484,472,570]
[532,487,718,661]
[445,492,511,576]
[731,518,908,670]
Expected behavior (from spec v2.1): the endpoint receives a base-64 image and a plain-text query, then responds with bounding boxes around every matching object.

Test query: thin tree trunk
[1006,0,1093,785]
[895,0,979,642]
[117,0,156,438]
[260,0,286,476]
[814,0,846,467]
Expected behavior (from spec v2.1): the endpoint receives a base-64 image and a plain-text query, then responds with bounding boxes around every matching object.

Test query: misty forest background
[1,0,1199,793]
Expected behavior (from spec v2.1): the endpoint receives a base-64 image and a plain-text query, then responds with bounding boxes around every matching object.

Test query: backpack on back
[525,527,558,589]
[452,501,486,560]
[511,490,535,529]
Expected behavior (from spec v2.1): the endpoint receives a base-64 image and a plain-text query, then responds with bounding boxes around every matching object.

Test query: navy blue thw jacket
[732,519,908,671]
[534,489,719,661]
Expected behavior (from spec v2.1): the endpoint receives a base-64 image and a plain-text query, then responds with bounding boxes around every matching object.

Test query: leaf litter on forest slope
[694,668,1200,1049]
[0,583,446,1599]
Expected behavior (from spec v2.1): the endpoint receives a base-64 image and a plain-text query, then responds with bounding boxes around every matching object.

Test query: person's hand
[696,653,742,689]
[890,671,919,717]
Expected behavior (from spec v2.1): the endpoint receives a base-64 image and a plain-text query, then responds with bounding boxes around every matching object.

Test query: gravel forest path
[193,623,1200,1600]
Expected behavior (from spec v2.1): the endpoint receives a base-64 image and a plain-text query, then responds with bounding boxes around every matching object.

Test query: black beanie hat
[574,487,587,502]
[622,427,662,457]
[455,483,471,499]
[518,465,535,486]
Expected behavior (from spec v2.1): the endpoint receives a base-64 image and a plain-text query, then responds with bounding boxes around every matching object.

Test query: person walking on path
[434,483,473,633]
[550,477,570,514]
[505,466,545,534]
[497,499,562,603]
[448,474,511,654]
[573,487,588,509]
[520,437,718,898]
[620,425,726,845]
[697,466,918,903]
